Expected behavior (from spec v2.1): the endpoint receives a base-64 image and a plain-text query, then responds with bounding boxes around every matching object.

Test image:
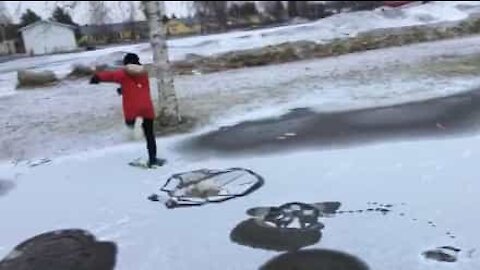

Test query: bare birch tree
[143,1,181,126]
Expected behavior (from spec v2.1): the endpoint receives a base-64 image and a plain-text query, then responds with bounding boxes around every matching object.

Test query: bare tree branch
[0,1,12,24]
[89,1,109,25]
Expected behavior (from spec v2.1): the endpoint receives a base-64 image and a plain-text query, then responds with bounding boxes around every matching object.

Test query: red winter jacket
[96,65,155,121]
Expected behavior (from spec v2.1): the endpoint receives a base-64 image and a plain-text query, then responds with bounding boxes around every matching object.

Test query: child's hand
[89,75,100,84]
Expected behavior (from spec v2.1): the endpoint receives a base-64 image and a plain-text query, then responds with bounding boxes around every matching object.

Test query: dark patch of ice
[185,88,480,156]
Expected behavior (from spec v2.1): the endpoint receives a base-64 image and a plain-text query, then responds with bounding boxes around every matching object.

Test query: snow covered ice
[2,127,480,269]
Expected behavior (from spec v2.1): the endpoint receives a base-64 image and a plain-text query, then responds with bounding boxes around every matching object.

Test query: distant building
[20,20,77,55]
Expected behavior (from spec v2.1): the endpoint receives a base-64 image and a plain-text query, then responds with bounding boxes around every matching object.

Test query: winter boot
[148,158,166,168]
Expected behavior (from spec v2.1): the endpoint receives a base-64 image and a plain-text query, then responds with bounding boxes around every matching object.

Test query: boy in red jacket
[90,53,165,167]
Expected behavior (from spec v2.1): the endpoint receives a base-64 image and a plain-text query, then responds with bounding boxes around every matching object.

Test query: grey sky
[5,1,193,25]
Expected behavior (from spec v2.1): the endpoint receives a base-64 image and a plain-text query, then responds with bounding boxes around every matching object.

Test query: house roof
[19,20,77,32]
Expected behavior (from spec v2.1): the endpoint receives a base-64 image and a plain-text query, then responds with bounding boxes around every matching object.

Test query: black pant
[126,118,157,162]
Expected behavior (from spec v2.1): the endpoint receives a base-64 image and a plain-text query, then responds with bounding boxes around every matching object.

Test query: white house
[20,20,77,55]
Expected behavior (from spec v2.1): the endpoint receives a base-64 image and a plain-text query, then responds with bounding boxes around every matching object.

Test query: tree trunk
[144,1,181,126]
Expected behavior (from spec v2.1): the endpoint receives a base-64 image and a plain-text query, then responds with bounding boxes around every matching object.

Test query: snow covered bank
[2,1,480,96]
[167,1,480,60]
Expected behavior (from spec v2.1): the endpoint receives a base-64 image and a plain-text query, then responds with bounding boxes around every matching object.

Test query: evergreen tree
[20,9,41,27]
[51,6,76,26]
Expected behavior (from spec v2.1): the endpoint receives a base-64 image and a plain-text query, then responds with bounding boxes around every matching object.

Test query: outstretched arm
[90,70,124,84]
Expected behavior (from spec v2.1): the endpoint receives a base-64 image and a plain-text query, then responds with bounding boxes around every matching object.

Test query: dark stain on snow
[230,218,323,252]
[0,179,14,197]
[184,88,480,155]
[0,229,117,270]
[423,246,461,263]
[259,249,370,270]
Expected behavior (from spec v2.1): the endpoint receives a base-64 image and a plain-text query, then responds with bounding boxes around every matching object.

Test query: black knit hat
[123,53,141,65]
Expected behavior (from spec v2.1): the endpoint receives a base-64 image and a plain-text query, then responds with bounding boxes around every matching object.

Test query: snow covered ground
[1,1,480,97]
